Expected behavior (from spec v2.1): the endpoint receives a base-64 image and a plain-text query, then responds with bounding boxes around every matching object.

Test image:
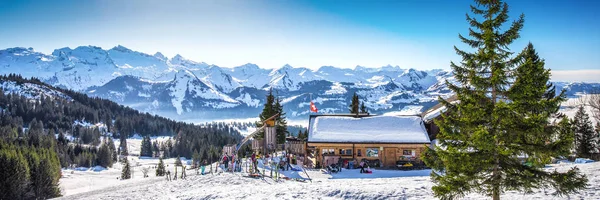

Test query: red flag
[310,101,318,113]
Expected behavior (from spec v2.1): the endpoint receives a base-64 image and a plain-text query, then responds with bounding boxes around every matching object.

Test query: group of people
[325,157,372,174]
[222,153,240,172]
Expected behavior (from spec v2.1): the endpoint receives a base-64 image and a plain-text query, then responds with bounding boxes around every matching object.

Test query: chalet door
[384,148,396,167]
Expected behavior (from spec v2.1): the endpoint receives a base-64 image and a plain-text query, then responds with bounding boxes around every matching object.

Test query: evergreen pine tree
[422,1,587,199]
[348,92,359,114]
[273,97,288,144]
[255,89,276,139]
[175,156,182,166]
[97,141,113,168]
[201,148,208,164]
[121,158,131,180]
[152,141,160,157]
[107,137,117,162]
[119,133,128,157]
[0,148,30,200]
[30,154,61,199]
[360,102,367,114]
[156,157,166,176]
[140,136,153,157]
[572,106,598,158]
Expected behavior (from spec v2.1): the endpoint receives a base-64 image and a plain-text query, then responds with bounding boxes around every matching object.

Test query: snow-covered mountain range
[1,45,599,121]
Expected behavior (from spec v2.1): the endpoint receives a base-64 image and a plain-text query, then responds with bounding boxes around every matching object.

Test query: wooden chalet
[306,114,431,168]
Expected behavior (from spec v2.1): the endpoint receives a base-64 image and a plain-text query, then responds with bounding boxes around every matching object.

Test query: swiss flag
[310,101,318,113]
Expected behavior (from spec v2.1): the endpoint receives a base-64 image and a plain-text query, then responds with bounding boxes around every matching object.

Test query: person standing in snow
[230,154,235,172]
[287,154,293,170]
[223,153,229,172]
[251,152,257,173]
[359,161,365,173]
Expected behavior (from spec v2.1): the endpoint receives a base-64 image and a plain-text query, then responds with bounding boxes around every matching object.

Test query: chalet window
[357,149,362,156]
[345,149,352,155]
[366,148,378,157]
[322,149,335,155]
[403,150,414,156]
[339,149,352,155]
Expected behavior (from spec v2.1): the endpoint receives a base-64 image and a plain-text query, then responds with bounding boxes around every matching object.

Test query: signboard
[366,148,379,157]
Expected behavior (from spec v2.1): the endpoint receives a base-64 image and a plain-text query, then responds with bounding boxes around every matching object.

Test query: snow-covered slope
[2,45,599,121]
[56,159,600,200]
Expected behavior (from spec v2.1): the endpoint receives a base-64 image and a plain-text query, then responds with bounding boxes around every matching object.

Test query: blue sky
[0,0,598,80]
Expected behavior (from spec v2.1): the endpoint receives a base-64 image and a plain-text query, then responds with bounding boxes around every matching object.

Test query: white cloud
[551,70,600,83]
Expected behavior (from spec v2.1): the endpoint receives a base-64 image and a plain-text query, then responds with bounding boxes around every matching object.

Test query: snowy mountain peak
[51,47,72,57]
[174,69,199,81]
[169,54,207,69]
[234,63,260,71]
[0,47,34,54]
[381,64,402,71]
[154,52,167,60]
[110,45,133,53]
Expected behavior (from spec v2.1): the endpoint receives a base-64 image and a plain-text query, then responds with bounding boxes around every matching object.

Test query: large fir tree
[572,106,599,158]
[273,97,289,144]
[255,89,276,139]
[255,89,288,144]
[422,1,587,199]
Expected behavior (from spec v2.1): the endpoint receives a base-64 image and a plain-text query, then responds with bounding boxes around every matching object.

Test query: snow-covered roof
[308,115,430,144]
[422,106,447,122]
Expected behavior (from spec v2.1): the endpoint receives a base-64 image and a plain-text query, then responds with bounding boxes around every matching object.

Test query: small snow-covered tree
[121,159,131,180]
[360,102,367,114]
[156,157,166,176]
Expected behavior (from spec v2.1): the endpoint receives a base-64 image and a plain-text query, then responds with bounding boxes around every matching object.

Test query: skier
[201,160,207,175]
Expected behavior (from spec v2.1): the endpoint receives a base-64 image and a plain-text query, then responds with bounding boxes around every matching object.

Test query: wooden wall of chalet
[424,121,440,140]
[308,143,428,167]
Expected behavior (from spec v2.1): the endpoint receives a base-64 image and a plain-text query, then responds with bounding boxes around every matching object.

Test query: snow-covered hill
[1,45,599,121]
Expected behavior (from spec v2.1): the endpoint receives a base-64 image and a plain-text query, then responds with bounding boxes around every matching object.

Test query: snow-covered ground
[56,160,600,200]
[57,142,600,200]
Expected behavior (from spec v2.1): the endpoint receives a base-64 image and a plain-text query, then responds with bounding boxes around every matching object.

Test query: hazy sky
[0,0,599,79]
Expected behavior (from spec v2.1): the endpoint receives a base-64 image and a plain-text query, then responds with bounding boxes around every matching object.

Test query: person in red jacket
[223,153,229,171]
